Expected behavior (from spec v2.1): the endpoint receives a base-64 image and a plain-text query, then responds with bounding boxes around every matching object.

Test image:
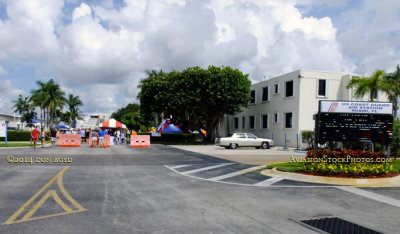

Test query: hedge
[149,133,197,142]
[0,131,50,141]
[306,149,386,160]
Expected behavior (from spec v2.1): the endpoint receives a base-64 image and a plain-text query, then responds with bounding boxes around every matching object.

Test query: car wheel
[229,143,238,149]
[261,142,269,149]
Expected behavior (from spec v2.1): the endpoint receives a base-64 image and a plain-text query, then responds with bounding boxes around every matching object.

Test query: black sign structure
[316,101,394,144]
[317,113,393,144]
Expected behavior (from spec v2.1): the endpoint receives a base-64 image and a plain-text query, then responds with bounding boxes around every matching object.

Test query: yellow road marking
[5,166,87,224]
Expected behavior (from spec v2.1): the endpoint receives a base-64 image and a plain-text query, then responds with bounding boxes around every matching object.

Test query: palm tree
[66,94,83,128]
[13,95,31,129]
[30,81,47,128]
[42,79,67,127]
[381,65,400,117]
[346,69,385,101]
[22,108,38,128]
[13,94,30,115]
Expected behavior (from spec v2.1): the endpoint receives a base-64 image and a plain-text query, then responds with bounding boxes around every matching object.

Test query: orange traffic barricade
[59,134,81,147]
[130,135,150,148]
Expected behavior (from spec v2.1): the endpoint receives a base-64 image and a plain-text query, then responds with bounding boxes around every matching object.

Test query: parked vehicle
[7,127,19,131]
[215,133,274,149]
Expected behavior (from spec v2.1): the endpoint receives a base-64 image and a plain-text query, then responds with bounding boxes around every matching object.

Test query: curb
[261,168,400,187]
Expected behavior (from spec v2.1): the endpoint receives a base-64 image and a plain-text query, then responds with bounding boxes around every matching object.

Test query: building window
[249,116,255,129]
[242,116,245,129]
[285,80,293,97]
[234,117,238,129]
[262,115,268,129]
[285,112,293,128]
[274,113,279,123]
[318,79,327,97]
[250,90,256,104]
[274,84,279,94]
[262,86,269,101]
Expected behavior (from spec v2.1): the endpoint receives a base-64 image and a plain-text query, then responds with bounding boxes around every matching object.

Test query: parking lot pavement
[1,144,400,233]
[169,145,306,165]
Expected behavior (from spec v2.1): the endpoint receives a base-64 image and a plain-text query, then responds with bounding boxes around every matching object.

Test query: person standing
[80,128,86,143]
[98,129,106,148]
[40,127,46,148]
[91,130,98,148]
[31,126,39,149]
[48,127,57,148]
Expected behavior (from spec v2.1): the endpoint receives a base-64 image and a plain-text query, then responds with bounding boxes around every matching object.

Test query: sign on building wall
[320,101,393,114]
[0,121,6,137]
[316,101,393,144]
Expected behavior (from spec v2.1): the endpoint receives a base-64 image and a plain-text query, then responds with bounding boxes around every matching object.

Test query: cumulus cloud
[0,0,397,115]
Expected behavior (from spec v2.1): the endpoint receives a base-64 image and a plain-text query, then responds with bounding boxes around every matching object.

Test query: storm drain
[296,217,383,234]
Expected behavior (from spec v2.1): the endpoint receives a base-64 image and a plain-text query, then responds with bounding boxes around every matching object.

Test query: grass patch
[0,143,34,147]
[0,141,51,147]
[266,162,305,172]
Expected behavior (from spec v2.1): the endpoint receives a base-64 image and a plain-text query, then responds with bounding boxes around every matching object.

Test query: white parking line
[169,165,193,169]
[253,178,283,186]
[208,165,266,182]
[337,186,400,208]
[181,163,236,175]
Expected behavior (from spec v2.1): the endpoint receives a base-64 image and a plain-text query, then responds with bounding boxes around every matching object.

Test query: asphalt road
[0,144,400,233]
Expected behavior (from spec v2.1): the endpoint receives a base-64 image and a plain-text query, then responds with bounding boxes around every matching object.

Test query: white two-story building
[218,69,389,148]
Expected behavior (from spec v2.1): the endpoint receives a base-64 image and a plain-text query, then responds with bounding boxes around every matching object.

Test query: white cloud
[72,2,92,20]
[0,78,25,115]
[1,0,397,115]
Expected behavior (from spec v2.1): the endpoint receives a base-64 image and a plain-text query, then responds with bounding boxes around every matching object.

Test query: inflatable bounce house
[157,119,183,133]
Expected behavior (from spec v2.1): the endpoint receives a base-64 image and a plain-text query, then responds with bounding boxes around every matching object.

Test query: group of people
[31,125,59,149]
[89,129,128,148]
[31,125,131,149]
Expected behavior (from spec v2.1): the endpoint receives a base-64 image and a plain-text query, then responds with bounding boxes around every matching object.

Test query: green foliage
[306,149,386,159]
[138,66,251,142]
[346,69,385,101]
[392,119,400,156]
[0,131,50,141]
[303,162,397,176]
[266,162,304,172]
[301,131,314,149]
[157,133,198,143]
[111,103,140,120]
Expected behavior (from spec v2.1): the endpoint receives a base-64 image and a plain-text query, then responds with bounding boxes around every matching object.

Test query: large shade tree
[138,66,251,142]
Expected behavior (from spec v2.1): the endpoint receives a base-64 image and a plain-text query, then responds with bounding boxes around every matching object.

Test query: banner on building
[320,101,393,114]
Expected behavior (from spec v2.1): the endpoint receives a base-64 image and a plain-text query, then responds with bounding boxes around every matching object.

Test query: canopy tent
[157,119,182,133]
[100,119,126,128]
[56,124,69,130]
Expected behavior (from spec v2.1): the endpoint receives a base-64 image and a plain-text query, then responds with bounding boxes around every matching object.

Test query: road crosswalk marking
[253,178,283,186]
[181,163,235,175]
[207,165,266,182]
[169,164,193,169]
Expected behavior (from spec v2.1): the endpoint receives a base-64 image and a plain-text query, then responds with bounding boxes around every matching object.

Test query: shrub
[301,131,314,149]
[160,133,197,142]
[0,131,51,141]
[306,149,386,160]
[303,162,397,176]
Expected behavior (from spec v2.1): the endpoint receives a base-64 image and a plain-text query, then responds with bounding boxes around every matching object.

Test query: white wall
[219,69,390,148]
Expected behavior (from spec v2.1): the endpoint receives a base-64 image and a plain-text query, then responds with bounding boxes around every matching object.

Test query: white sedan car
[215,133,274,149]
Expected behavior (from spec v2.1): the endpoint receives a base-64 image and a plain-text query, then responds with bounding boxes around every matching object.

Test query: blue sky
[0,0,399,115]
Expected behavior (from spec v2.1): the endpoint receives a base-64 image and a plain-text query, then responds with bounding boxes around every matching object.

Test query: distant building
[219,69,390,147]
[76,113,111,129]
[0,113,22,129]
